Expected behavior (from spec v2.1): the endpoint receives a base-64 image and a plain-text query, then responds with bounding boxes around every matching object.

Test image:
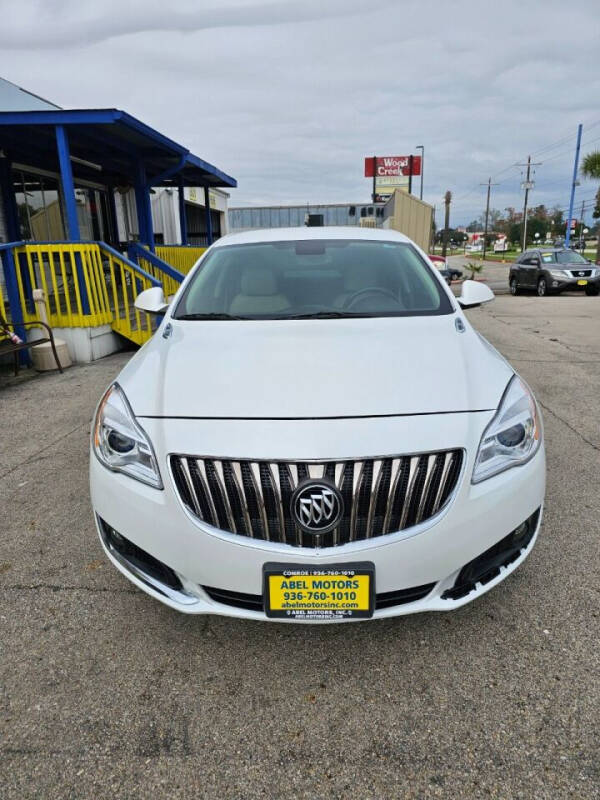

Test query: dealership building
[0,76,236,363]
[0,76,233,248]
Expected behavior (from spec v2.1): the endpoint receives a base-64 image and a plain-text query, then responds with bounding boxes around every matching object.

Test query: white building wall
[114,186,230,244]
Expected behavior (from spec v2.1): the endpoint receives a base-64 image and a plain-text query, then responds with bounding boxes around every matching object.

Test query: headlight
[92,383,162,488]
[549,269,568,279]
[472,376,541,483]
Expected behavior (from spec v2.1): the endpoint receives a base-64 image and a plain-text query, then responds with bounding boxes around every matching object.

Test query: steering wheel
[343,287,401,310]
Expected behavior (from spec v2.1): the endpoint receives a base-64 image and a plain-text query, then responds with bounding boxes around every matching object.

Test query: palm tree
[581,152,600,263]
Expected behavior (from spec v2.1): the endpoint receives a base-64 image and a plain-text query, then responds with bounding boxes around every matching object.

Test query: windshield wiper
[175,312,250,321]
[285,311,371,319]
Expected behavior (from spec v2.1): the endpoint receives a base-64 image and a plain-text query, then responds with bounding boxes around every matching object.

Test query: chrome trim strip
[179,457,202,518]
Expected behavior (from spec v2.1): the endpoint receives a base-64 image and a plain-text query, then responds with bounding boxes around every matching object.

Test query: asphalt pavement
[1,294,599,799]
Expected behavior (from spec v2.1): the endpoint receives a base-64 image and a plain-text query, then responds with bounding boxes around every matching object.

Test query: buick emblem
[291,481,343,534]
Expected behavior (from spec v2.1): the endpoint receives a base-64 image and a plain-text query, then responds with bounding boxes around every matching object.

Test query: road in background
[1,295,599,799]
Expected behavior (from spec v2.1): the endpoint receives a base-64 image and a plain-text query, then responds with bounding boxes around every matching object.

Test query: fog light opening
[441,508,540,600]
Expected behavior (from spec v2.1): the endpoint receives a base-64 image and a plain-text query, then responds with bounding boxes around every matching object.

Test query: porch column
[0,247,26,354]
[55,125,81,240]
[178,176,188,245]
[203,186,213,246]
[0,155,20,241]
[134,161,155,251]
[55,125,89,314]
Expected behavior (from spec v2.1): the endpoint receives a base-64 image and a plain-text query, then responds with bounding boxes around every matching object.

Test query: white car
[90,227,545,622]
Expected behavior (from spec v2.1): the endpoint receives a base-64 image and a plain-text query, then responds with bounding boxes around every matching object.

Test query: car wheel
[585,285,599,297]
[537,277,548,297]
[510,277,519,295]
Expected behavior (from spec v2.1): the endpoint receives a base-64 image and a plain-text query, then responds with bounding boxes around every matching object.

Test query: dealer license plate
[577,279,588,286]
[263,562,375,620]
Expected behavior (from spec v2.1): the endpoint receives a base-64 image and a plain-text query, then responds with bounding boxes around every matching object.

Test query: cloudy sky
[1,0,599,226]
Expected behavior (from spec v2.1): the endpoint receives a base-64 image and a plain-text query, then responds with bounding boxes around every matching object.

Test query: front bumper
[549,275,600,291]
[90,412,546,621]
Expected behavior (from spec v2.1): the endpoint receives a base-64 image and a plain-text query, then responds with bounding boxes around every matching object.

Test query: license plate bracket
[263,562,375,620]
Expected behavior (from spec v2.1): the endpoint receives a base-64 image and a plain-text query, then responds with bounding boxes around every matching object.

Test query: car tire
[537,277,548,297]
[585,285,599,297]
[510,277,519,295]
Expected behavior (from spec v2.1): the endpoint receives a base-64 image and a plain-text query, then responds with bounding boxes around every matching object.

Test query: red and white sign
[364,156,422,177]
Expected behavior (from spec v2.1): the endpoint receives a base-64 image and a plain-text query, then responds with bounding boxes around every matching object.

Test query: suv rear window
[174,239,453,320]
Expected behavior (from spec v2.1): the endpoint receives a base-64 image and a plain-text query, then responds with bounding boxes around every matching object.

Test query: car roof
[212,226,413,248]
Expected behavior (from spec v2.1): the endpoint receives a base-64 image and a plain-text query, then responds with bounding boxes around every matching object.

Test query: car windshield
[541,250,589,265]
[173,239,453,320]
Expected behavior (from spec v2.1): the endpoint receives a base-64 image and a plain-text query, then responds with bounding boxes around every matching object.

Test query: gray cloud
[1,0,599,225]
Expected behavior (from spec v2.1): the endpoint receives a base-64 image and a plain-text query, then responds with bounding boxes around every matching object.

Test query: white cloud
[1,0,599,224]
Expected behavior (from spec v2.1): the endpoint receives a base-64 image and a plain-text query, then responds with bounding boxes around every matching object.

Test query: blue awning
[0,108,236,189]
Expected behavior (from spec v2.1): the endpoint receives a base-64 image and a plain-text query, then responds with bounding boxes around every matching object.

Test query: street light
[415,145,424,201]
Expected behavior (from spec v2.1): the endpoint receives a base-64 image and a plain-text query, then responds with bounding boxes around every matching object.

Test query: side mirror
[457,279,494,309]
[134,286,169,315]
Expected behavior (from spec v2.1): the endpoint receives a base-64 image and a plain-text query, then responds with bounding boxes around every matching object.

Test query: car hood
[119,315,512,419]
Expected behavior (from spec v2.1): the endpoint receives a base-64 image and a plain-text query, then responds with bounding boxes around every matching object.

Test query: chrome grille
[170,451,464,548]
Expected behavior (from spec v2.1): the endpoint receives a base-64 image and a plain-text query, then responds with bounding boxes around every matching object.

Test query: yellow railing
[135,251,182,300]
[102,246,157,345]
[156,245,206,274]
[14,243,112,328]
[11,242,158,345]
[0,281,7,321]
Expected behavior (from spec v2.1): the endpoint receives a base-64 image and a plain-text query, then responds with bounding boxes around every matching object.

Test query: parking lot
[1,292,599,799]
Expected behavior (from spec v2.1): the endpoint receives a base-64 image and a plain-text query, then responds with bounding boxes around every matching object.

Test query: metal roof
[0,108,236,189]
[0,76,60,111]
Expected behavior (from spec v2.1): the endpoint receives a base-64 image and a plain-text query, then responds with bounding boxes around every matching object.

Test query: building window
[12,169,65,241]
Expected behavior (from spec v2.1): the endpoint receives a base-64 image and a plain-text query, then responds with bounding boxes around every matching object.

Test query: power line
[450,125,600,211]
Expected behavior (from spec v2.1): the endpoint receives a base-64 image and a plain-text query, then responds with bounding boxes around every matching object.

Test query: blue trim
[204,186,214,246]
[178,177,188,245]
[55,125,80,241]
[0,247,26,342]
[134,161,154,250]
[0,109,122,126]
[55,125,90,315]
[0,109,237,188]
[148,152,187,186]
[186,153,237,188]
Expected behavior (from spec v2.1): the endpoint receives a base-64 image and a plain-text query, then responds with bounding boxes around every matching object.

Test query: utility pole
[442,190,452,258]
[516,156,541,251]
[578,199,585,250]
[565,124,583,248]
[416,145,424,200]
[372,155,377,205]
[480,177,499,261]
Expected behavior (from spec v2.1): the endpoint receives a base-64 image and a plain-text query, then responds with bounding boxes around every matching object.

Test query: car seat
[230,267,290,315]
